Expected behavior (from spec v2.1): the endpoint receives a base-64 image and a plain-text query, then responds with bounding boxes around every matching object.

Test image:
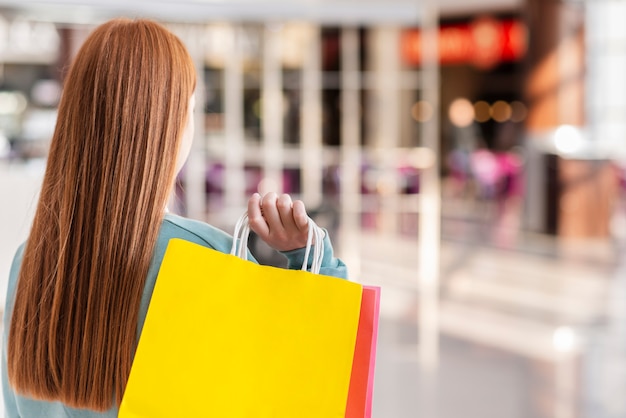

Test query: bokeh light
[554,124,584,154]
[491,100,512,122]
[473,100,491,122]
[552,327,578,353]
[448,98,475,127]
[510,100,528,122]
[411,100,433,123]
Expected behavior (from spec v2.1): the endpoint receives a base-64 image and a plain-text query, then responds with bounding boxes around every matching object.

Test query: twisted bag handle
[230,212,325,274]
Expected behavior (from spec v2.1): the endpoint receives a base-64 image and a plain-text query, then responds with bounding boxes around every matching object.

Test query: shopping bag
[346,286,380,418]
[119,237,365,418]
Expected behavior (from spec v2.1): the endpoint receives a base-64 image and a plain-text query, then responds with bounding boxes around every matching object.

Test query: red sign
[401,17,527,69]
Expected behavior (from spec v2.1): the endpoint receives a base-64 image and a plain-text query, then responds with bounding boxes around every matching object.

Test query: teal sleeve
[161,214,258,263]
[2,337,20,418]
[280,229,348,279]
[3,245,24,418]
[161,214,346,278]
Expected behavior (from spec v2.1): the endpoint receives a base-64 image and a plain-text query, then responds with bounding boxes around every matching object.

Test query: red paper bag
[346,286,381,418]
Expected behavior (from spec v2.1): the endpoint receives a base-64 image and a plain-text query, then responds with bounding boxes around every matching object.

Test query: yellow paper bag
[119,238,363,418]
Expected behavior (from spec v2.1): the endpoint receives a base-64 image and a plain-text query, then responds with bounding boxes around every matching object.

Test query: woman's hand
[247,192,310,252]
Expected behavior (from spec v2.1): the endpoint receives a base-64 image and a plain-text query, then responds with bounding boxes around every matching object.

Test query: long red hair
[8,18,196,411]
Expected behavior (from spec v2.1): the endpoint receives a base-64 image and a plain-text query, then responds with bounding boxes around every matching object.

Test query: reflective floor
[0,162,625,418]
[361,202,626,418]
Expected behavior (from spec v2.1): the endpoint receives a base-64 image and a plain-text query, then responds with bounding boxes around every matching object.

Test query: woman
[2,18,346,417]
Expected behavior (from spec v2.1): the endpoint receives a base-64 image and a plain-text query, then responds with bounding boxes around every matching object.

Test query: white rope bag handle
[229,212,325,274]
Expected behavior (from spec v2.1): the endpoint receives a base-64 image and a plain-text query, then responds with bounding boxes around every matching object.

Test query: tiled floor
[1,161,625,417]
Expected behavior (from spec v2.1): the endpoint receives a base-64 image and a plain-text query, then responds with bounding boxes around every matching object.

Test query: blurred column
[418,3,441,418]
[261,24,284,195]
[340,27,362,279]
[551,326,581,418]
[300,24,323,208]
[175,24,207,220]
[524,0,576,235]
[525,0,584,130]
[587,1,626,150]
[223,24,246,212]
[525,0,618,238]
[56,25,90,81]
[56,27,72,81]
[370,26,401,234]
[585,4,626,414]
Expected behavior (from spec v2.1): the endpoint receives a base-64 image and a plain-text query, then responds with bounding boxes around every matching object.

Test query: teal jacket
[2,213,347,417]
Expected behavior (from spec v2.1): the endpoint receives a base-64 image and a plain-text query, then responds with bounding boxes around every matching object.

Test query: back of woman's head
[62,17,196,203]
[8,18,196,411]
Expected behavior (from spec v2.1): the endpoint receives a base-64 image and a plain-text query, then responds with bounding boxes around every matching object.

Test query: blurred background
[0,0,625,417]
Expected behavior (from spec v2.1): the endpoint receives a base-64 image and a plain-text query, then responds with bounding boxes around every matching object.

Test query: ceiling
[0,0,523,25]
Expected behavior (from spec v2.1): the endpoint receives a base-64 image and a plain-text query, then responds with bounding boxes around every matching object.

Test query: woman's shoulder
[160,213,233,254]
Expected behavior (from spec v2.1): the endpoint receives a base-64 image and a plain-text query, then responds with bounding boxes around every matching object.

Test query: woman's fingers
[276,194,295,230]
[292,200,309,231]
[260,192,282,230]
[247,193,269,237]
[248,192,310,251]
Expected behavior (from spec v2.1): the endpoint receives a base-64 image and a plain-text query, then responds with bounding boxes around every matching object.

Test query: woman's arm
[2,246,24,418]
[2,340,22,418]
[280,231,348,279]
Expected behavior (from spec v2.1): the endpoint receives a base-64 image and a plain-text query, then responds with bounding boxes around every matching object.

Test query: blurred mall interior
[0,0,625,417]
